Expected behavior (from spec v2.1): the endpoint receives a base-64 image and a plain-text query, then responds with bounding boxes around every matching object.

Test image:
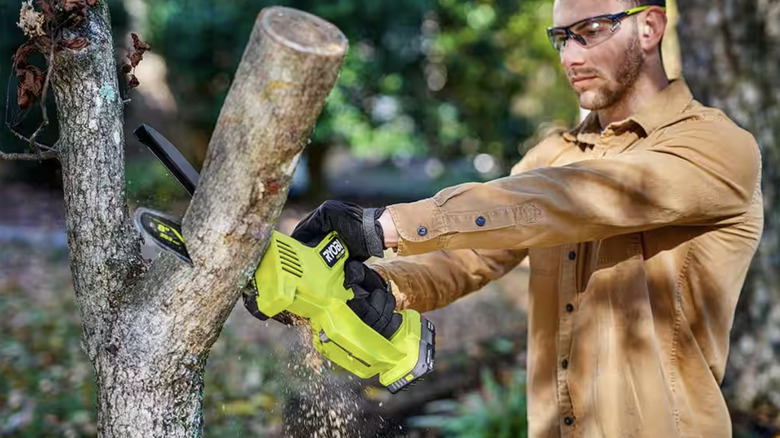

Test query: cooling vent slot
[277,240,303,278]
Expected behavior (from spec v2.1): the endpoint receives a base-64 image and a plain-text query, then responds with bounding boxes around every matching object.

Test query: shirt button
[417,226,428,236]
[566,303,574,313]
[475,216,486,227]
[562,359,569,369]
[564,416,574,426]
[568,251,576,260]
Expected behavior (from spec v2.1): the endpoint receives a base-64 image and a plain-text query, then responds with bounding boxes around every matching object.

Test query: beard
[570,33,644,111]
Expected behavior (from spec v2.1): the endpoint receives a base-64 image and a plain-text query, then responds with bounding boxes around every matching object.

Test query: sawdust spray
[280,318,364,438]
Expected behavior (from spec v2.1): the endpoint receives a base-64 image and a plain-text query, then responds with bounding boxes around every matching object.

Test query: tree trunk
[677,0,780,416]
[50,4,347,437]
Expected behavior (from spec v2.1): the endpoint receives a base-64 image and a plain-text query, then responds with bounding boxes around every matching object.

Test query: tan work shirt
[372,80,763,437]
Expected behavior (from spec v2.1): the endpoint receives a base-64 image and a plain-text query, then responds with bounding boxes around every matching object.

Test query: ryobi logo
[320,236,346,268]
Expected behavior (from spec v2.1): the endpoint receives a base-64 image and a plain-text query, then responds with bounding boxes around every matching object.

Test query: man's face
[552,0,645,111]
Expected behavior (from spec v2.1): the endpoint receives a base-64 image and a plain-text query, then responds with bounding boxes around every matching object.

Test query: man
[292,0,763,436]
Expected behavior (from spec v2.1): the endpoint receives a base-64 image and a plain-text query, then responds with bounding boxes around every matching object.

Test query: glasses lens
[547,29,568,52]
[569,18,617,47]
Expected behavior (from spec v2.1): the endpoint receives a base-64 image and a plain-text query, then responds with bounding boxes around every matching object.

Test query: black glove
[344,260,402,339]
[291,200,386,261]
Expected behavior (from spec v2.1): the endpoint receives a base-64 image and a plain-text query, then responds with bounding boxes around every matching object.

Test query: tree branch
[0,149,57,160]
[6,123,58,151]
[2,123,59,160]
[28,43,56,154]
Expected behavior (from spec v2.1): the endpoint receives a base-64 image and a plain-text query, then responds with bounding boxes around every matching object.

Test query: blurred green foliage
[144,0,577,169]
[408,369,528,437]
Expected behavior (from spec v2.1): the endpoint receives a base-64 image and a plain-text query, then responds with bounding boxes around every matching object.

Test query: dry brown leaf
[13,40,37,68]
[16,66,45,109]
[127,51,142,67]
[131,33,150,53]
[127,74,139,89]
[62,36,89,50]
[62,0,85,12]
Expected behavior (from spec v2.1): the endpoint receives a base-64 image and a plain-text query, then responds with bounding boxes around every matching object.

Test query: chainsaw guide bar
[134,207,191,264]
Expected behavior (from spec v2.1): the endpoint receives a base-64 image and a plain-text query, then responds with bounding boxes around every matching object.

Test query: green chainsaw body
[253,231,435,392]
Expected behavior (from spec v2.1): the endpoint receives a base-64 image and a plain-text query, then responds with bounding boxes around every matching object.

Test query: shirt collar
[562,79,695,146]
[562,111,600,146]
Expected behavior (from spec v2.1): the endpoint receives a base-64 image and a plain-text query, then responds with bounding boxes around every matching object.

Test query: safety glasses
[547,5,665,52]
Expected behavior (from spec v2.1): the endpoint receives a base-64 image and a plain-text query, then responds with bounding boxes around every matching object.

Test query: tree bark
[677,0,780,415]
[50,4,347,437]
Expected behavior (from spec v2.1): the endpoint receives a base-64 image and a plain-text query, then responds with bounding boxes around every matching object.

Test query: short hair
[620,0,666,7]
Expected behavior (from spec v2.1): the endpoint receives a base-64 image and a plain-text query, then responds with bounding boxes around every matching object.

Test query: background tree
[677,0,780,424]
[1,2,347,436]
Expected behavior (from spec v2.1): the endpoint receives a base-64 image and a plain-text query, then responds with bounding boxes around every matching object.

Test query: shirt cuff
[386,199,445,256]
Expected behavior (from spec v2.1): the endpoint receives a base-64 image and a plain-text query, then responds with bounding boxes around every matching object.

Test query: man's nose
[560,40,586,70]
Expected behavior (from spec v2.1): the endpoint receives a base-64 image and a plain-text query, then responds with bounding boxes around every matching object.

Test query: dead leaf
[13,40,37,68]
[120,61,132,75]
[127,51,142,67]
[16,65,45,109]
[131,33,150,53]
[63,0,85,12]
[62,0,89,28]
[127,74,139,89]
[61,36,88,50]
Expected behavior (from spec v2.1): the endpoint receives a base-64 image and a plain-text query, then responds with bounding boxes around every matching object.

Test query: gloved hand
[344,260,402,339]
[291,200,386,261]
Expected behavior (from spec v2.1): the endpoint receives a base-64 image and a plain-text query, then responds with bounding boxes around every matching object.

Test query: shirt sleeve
[371,248,527,313]
[367,138,559,312]
[387,116,761,256]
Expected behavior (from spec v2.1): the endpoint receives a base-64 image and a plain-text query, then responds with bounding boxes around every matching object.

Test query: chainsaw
[132,125,435,392]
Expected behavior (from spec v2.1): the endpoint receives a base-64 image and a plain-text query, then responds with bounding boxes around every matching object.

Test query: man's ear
[639,8,667,52]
